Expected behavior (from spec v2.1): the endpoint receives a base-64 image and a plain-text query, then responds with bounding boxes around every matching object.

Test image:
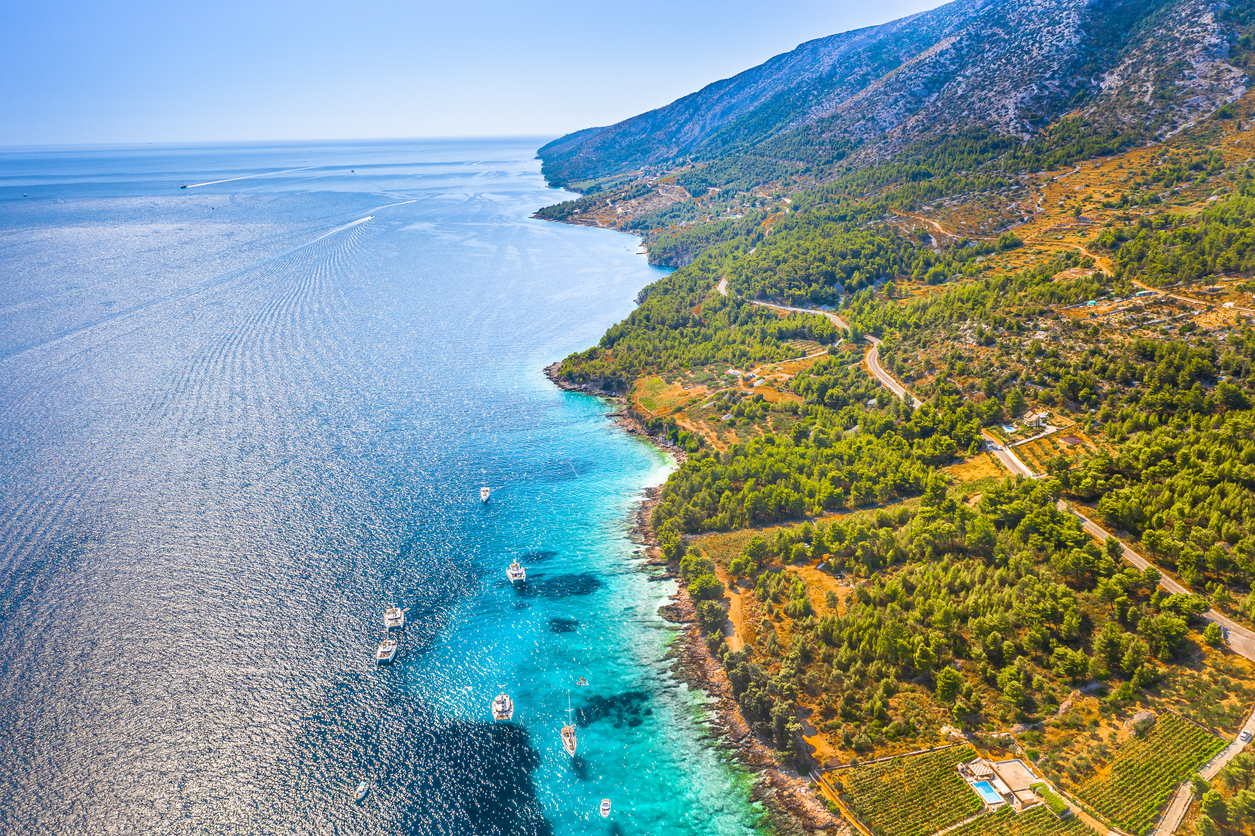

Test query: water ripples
[0,140,764,836]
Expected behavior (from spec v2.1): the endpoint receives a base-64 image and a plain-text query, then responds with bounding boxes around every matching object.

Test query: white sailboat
[354,781,369,802]
[492,688,515,721]
[506,560,526,584]
[383,606,405,630]
[561,692,577,757]
[480,486,490,503]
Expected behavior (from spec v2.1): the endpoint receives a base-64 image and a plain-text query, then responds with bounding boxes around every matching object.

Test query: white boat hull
[492,695,515,721]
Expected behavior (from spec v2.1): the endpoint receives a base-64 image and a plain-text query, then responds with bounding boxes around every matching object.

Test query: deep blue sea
[0,140,764,835]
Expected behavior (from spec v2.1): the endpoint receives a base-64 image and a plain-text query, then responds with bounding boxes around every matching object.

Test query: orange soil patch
[944,453,1008,482]
[772,353,828,378]
[750,386,802,406]
[800,705,842,765]
[715,565,753,652]
[787,561,850,617]
[674,415,730,452]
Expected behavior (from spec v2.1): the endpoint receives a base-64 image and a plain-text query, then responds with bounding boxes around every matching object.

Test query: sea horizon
[0,137,766,835]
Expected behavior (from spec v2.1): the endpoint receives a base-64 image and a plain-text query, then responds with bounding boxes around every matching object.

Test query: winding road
[864,336,922,407]
[743,297,926,408]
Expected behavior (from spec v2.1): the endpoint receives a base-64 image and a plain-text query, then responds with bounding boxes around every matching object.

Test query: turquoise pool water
[974,781,1003,805]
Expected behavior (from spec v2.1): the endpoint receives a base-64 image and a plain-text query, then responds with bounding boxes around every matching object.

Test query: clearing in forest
[1073,712,1226,835]
[943,451,1006,481]
[831,745,983,836]
[633,375,697,416]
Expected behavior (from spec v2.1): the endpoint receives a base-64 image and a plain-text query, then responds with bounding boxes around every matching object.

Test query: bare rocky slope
[539,0,1249,188]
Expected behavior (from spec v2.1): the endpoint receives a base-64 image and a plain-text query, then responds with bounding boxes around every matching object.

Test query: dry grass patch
[633,375,698,416]
[944,452,1008,481]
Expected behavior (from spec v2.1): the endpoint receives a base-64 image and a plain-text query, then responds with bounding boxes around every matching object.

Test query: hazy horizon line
[0,133,569,155]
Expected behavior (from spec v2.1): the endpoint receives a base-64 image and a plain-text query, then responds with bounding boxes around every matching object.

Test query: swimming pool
[974,781,1003,805]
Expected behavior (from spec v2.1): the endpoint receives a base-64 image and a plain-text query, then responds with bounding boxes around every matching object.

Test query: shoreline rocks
[546,359,841,833]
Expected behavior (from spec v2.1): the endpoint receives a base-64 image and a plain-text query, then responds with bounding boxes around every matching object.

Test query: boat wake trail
[183,166,320,188]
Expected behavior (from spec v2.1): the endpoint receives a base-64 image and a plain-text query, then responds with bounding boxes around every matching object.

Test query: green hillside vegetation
[695,476,1245,759]
[1095,170,1255,286]
[538,34,1255,836]
[1063,411,1255,627]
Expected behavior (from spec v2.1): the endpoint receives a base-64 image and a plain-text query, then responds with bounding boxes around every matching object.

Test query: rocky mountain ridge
[539,0,1250,189]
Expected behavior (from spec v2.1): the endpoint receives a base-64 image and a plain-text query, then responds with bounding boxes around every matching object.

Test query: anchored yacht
[376,637,398,663]
[506,561,526,584]
[384,606,405,630]
[492,688,515,722]
[480,486,490,503]
[354,781,369,802]
[561,693,577,757]
[600,799,611,818]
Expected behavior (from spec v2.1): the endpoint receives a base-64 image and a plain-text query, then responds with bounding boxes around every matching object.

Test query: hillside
[538,4,1255,836]
[539,0,1250,191]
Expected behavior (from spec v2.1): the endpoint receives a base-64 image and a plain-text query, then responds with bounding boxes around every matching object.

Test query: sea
[0,139,766,835]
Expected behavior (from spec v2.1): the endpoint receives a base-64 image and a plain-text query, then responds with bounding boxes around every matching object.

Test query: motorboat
[600,799,611,818]
[507,561,526,584]
[492,688,515,722]
[480,486,490,503]
[561,693,577,757]
[354,781,369,802]
[384,606,405,630]
[376,637,398,663]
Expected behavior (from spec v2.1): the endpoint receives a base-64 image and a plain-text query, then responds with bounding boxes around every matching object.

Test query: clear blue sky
[1,0,950,146]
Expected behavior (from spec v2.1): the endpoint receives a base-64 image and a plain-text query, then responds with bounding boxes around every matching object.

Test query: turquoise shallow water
[0,139,765,835]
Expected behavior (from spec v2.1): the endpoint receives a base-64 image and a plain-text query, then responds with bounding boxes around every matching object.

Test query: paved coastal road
[982,430,1036,477]
[746,299,930,410]
[746,299,925,409]
[1062,503,1255,659]
[747,299,848,330]
[865,336,922,407]
[1062,502,1255,836]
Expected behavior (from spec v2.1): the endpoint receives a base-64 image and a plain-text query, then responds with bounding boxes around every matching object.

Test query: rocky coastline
[545,359,845,835]
[662,587,848,836]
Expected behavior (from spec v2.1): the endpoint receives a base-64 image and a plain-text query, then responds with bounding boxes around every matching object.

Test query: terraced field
[944,805,1094,836]
[834,745,983,836]
[1074,713,1226,835]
